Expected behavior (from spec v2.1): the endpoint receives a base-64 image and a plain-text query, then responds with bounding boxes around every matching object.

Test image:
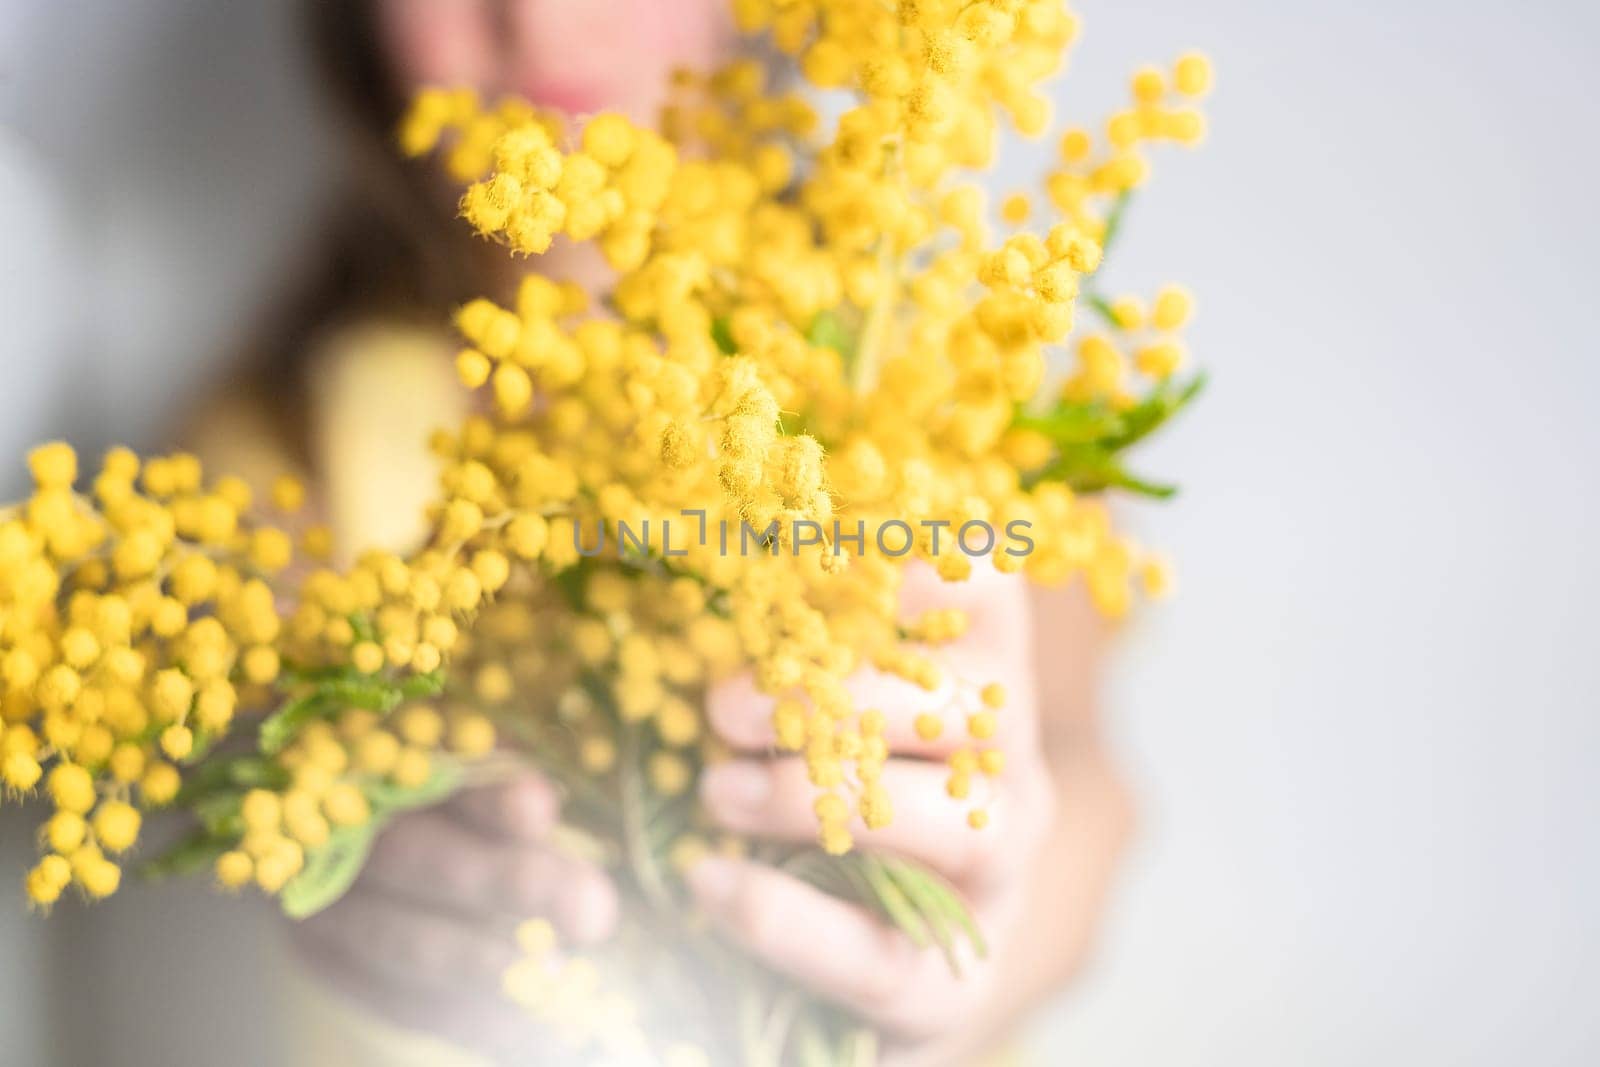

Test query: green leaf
[795,1021,835,1067]
[193,792,245,837]
[618,723,674,912]
[1107,371,1208,451]
[257,691,332,754]
[322,676,403,713]
[397,670,446,700]
[711,316,737,355]
[1039,445,1181,499]
[798,851,987,978]
[550,564,587,611]
[1101,465,1181,499]
[280,823,380,919]
[1012,402,1126,445]
[224,756,292,791]
[174,754,290,806]
[180,728,220,766]
[1013,372,1204,498]
[805,309,856,360]
[880,859,959,972]
[1096,188,1133,272]
[781,850,852,896]
[364,762,466,815]
[883,855,987,965]
[929,882,987,962]
[859,856,932,949]
[258,668,445,756]
[141,830,228,882]
[1083,290,1121,330]
[278,663,364,687]
[348,613,377,645]
[839,1027,879,1067]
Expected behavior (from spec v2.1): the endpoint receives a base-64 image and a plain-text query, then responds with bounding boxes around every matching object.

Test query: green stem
[619,721,673,913]
[843,1026,879,1066]
[1097,188,1133,272]
[760,989,803,1064]
[1082,290,1120,329]
[849,236,899,394]
[740,985,777,1067]
[849,137,905,394]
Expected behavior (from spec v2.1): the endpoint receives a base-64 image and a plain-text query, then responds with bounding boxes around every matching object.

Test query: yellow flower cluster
[0,437,507,907]
[1065,282,1197,404]
[1046,51,1213,233]
[502,917,713,1065]
[398,89,566,187]
[909,678,1009,826]
[3,0,1207,934]
[0,444,299,905]
[391,0,1210,852]
[212,702,494,894]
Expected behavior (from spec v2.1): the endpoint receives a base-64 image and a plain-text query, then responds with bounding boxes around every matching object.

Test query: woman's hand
[687,561,1130,1061]
[291,770,617,1059]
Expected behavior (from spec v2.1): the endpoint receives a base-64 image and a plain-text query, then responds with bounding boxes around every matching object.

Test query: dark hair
[214,0,486,465]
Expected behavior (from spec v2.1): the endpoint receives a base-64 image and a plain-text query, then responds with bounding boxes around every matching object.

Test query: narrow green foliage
[257,690,335,755]
[1097,189,1133,271]
[141,830,229,882]
[174,754,289,806]
[711,316,738,355]
[1012,401,1127,444]
[805,309,856,361]
[276,764,466,919]
[857,858,932,949]
[280,824,379,919]
[192,792,245,837]
[1083,290,1122,330]
[364,762,465,815]
[791,850,986,977]
[258,668,445,755]
[1016,372,1206,497]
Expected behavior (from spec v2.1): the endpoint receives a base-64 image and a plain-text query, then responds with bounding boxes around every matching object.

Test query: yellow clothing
[192,322,464,562]
[197,324,475,1064]
[285,967,489,1067]
[195,325,1034,1066]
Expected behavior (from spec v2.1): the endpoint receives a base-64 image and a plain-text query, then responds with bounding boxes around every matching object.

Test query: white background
[1,1,1597,1064]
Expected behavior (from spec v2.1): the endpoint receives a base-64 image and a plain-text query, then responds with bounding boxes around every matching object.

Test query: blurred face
[376,0,732,122]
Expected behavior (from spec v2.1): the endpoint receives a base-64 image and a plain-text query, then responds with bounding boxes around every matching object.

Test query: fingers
[900,560,1036,698]
[685,856,991,1040]
[289,774,621,1060]
[292,902,536,1060]
[445,774,559,843]
[296,885,519,996]
[700,758,1021,888]
[898,553,1024,615]
[361,810,617,943]
[706,563,1040,759]
[707,670,967,759]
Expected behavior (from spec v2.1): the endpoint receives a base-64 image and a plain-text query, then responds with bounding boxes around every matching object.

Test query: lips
[517,76,616,118]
